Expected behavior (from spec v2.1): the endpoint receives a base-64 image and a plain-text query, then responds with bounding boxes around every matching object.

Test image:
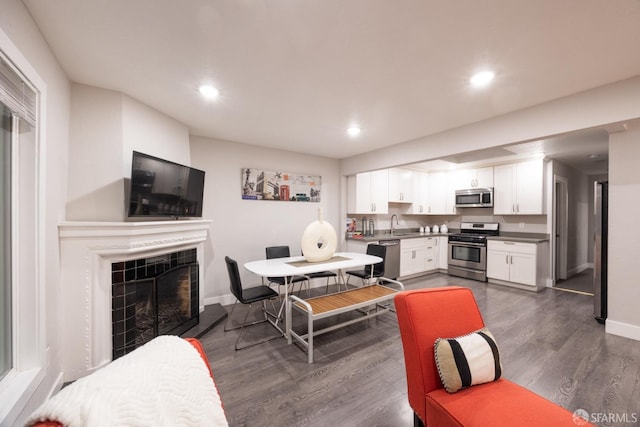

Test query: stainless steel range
[448,222,499,282]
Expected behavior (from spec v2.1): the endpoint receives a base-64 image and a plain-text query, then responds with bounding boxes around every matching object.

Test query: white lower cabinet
[400,237,441,277]
[487,240,545,290]
[438,236,449,269]
[400,238,426,277]
[424,237,438,272]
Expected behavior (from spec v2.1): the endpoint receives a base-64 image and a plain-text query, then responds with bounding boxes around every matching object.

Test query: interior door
[554,176,568,281]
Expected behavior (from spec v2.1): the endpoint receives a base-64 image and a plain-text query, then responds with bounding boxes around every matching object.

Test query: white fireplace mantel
[58,220,211,381]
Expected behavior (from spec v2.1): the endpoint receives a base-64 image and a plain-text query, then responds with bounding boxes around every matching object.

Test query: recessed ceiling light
[347,127,361,137]
[470,71,495,88]
[199,85,219,99]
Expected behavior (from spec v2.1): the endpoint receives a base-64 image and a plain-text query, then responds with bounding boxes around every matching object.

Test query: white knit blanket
[27,335,228,427]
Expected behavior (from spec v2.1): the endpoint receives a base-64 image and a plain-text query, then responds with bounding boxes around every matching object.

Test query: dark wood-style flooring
[198,273,640,427]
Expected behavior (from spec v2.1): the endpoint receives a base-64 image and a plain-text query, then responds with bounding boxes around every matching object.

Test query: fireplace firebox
[111,249,199,360]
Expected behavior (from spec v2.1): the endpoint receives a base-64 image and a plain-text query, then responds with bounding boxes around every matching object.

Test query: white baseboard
[567,263,593,277]
[204,294,235,306]
[606,319,640,342]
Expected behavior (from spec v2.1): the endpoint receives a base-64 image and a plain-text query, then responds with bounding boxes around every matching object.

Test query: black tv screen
[128,151,205,218]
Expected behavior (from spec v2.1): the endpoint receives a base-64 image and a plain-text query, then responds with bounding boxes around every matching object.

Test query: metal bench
[286,278,404,363]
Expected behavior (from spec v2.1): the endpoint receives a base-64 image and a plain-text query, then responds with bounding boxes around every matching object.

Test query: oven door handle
[448,241,486,248]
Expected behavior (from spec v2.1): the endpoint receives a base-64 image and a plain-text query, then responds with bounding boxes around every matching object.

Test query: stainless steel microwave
[455,188,493,208]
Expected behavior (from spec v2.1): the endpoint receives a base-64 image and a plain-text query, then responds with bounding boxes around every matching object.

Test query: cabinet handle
[505,254,509,264]
[510,255,513,264]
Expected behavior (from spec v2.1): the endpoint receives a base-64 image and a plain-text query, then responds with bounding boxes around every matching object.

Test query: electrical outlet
[519,222,525,229]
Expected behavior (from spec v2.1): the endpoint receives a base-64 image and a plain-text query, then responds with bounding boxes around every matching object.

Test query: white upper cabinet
[388,168,414,203]
[408,171,429,214]
[455,166,494,190]
[427,171,456,215]
[493,159,544,215]
[347,170,389,214]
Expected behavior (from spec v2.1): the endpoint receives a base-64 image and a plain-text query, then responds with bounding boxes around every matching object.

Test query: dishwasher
[378,239,400,280]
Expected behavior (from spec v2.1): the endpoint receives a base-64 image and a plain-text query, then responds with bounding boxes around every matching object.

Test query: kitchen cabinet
[400,237,440,277]
[487,240,543,289]
[427,171,457,215]
[347,170,389,214]
[455,167,494,190]
[424,237,439,271]
[400,238,427,277]
[493,159,544,215]
[408,172,429,214]
[438,236,449,269]
[388,168,413,203]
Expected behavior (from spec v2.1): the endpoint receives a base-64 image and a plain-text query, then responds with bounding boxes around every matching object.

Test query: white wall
[606,125,640,341]
[0,1,70,425]
[189,135,341,304]
[67,84,191,221]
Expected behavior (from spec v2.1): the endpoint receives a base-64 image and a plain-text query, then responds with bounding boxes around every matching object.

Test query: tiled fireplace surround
[59,220,211,381]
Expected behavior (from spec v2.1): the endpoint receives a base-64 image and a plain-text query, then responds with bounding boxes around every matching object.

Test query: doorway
[553,175,568,283]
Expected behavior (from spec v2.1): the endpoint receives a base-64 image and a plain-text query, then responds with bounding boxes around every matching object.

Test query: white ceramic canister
[441,224,448,233]
[432,225,439,233]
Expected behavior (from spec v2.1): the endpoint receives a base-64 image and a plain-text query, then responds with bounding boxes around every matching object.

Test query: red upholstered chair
[394,287,593,427]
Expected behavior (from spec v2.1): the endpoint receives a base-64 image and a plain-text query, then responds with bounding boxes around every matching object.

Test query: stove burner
[448,222,499,245]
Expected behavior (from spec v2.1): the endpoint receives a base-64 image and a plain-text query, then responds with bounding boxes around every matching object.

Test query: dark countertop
[487,232,550,243]
[346,230,549,243]
[346,231,451,242]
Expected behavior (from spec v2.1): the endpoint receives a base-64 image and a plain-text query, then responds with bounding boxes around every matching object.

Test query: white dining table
[244,252,383,336]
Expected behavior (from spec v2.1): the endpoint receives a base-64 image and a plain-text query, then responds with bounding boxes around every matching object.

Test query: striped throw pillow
[434,328,502,393]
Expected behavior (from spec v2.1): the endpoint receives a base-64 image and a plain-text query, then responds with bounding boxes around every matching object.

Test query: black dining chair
[345,243,387,286]
[265,245,309,296]
[301,249,340,294]
[223,256,282,350]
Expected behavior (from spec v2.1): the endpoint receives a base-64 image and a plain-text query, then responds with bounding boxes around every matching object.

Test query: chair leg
[225,300,282,350]
[414,412,425,427]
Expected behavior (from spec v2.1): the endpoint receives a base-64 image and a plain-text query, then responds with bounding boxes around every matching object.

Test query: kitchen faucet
[390,214,399,234]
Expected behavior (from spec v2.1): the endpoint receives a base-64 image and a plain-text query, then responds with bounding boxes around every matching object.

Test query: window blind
[0,52,37,127]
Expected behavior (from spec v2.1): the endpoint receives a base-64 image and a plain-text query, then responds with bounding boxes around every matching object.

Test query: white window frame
[0,28,47,425]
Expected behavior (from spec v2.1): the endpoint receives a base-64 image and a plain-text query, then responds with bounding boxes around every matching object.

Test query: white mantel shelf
[58,219,212,381]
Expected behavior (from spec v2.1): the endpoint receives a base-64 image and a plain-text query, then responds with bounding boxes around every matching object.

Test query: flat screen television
[128,151,205,218]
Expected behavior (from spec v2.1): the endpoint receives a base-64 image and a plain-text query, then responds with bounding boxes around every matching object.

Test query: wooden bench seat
[286,279,403,363]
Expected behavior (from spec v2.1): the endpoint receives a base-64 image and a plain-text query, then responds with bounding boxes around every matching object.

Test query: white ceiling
[23,0,640,170]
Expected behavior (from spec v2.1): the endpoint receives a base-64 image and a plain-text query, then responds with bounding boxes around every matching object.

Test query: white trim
[58,220,211,381]
[0,25,47,426]
[567,263,592,277]
[606,319,640,342]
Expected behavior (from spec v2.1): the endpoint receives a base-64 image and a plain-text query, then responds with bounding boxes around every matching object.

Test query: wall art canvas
[241,168,321,202]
